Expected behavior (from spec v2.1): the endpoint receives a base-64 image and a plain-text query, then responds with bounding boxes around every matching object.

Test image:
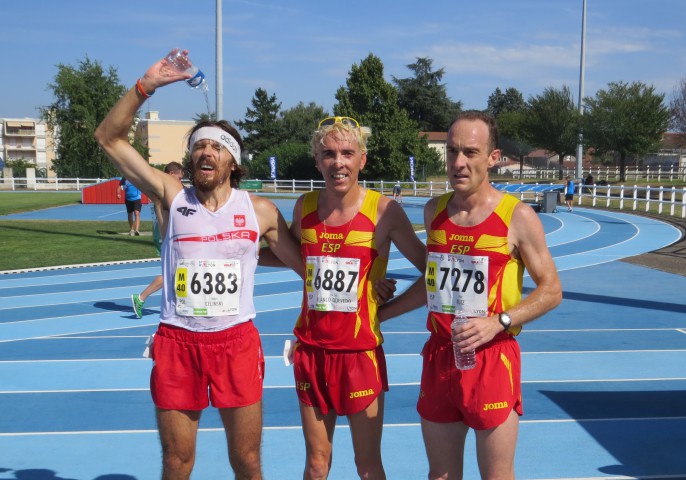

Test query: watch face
[500,313,512,329]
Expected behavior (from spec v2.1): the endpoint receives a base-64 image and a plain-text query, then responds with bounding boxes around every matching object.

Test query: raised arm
[94,54,191,206]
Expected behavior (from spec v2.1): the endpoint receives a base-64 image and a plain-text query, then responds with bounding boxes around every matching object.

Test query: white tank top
[159,187,260,332]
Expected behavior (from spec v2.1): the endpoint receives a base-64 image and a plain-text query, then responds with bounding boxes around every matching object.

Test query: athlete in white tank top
[160,187,260,332]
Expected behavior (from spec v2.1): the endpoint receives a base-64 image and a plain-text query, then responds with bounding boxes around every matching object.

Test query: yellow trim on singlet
[297,189,387,347]
[434,192,453,221]
[300,192,320,245]
[427,191,525,337]
[347,189,380,249]
[300,190,381,249]
[494,193,518,226]
[487,193,524,336]
[427,193,453,246]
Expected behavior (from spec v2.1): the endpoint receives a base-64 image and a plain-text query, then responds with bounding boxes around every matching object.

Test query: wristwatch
[498,312,512,332]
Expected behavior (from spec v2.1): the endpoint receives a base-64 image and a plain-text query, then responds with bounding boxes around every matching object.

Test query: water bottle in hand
[452,314,476,370]
[165,48,206,88]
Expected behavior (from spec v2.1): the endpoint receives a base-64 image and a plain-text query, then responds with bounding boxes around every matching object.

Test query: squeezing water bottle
[165,48,206,89]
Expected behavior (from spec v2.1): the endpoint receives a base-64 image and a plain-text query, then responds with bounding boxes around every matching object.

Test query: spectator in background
[392,181,403,204]
[118,176,142,235]
[564,175,575,212]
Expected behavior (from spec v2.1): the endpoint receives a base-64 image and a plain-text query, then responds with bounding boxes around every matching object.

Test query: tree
[498,110,533,179]
[584,81,670,181]
[240,101,328,179]
[279,102,329,144]
[235,88,283,158]
[670,77,686,135]
[249,142,317,180]
[41,56,135,178]
[392,57,462,132]
[335,54,442,180]
[6,159,35,177]
[487,87,526,118]
[193,112,217,123]
[521,86,580,180]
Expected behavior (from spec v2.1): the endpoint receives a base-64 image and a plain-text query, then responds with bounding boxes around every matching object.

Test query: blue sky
[3,0,685,127]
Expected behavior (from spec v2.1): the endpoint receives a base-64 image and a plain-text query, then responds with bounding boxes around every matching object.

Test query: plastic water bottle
[452,314,476,370]
[165,49,206,89]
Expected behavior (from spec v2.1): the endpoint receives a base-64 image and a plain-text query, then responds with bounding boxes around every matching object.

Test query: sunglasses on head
[318,116,360,129]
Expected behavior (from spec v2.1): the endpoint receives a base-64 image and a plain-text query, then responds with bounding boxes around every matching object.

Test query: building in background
[134,111,194,167]
[0,118,55,177]
[421,131,447,171]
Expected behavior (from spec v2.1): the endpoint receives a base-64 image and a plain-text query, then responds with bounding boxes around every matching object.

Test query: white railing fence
[574,184,686,218]
[0,177,105,191]
[2,177,685,218]
[257,179,686,219]
[507,165,686,182]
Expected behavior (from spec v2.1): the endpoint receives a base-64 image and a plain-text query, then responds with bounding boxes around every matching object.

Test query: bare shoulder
[377,193,412,226]
[294,193,306,209]
[512,200,542,226]
[423,196,441,218]
[510,200,546,245]
[376,193,398,216]
[425,196,441,211]
[249,193,279,219]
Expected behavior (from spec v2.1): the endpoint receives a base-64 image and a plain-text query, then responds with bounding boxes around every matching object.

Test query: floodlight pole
[575,0,587,180]
[216,0,223,121]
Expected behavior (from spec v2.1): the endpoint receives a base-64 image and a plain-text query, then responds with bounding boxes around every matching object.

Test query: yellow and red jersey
[425,192,524,340]
[294,190,388,350]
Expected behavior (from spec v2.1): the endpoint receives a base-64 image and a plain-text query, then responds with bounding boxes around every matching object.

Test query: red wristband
[136,78,153,98]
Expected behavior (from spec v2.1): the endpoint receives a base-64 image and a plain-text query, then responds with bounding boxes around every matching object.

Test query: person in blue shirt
[117,176,142,235]
[564,176,575,212]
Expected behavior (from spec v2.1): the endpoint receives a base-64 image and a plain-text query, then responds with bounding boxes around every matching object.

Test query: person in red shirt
[384,110,562,479]
[289,116,426,479]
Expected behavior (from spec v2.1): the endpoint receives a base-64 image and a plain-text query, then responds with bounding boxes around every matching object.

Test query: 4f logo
[177,207,197,217]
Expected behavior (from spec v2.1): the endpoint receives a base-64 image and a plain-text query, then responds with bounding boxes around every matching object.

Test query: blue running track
[0,197,684,479]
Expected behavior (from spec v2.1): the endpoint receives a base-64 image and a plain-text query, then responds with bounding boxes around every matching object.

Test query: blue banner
[409,156,415,181]
[269,156,277,179]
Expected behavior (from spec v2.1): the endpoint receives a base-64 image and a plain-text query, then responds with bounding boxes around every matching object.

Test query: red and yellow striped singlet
[294,190,388,350]
[425,193,524,340]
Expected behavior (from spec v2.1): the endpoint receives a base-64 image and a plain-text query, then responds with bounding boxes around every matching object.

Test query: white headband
[189,127,242,165]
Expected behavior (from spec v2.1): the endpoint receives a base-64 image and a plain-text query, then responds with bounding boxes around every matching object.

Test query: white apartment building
[0,117,55,177]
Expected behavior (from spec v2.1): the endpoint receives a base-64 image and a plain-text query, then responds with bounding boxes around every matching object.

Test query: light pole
[575,0,587,180]
[216,0,223,121]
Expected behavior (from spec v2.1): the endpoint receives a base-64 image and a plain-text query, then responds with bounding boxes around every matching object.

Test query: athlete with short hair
[383,110,562,479]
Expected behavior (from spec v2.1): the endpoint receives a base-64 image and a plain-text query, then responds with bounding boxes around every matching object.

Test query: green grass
[0,192,82,216]
[0,220,158,271]
[0,191,160,271]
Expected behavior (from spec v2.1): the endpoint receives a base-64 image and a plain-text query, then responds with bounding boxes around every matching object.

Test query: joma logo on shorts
[483,401,509,411]
[296,381,311,391]
[349,389,374,399]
